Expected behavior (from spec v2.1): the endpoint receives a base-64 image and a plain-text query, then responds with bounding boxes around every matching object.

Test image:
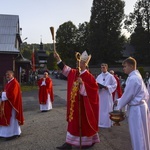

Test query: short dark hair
[101,63,108,69]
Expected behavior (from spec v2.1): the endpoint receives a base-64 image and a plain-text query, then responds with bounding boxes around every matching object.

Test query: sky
[1,0,137,44]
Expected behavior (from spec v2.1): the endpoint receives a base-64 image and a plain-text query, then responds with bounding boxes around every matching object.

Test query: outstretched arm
[53,51,61,62]
[53,51,64,70]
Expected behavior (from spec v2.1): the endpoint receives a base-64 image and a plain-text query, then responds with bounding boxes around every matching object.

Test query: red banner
[32,48,36,72]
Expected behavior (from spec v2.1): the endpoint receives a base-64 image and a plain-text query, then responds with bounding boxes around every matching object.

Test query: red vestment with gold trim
[67,69,99,137]
[0,78,24,126]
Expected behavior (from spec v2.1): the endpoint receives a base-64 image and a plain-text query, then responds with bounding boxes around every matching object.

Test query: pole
[75,52,82,150]
[50,26,56,52]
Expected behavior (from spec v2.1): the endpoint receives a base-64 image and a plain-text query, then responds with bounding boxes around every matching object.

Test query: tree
[124,0,150,33]
[47,52,57,70]
[89,0,125,65]
[130,26,149,62]
[124,0,150,64]
[21,42,32,59]
[76,22,90,53]
[56,21,78,67]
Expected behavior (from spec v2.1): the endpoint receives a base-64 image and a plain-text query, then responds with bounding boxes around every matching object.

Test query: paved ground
[0,76,132,150]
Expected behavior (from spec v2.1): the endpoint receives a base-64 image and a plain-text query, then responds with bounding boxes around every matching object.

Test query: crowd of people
[0,51,150,150]
[53,50,150,150]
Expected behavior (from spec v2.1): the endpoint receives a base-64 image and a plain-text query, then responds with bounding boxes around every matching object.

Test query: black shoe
[41,110,48,112]
[81,143,95,149]
[56,143,72,149]
[5,135,20,141]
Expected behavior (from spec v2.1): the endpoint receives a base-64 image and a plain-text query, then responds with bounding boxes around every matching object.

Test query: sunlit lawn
[21,84,38,92]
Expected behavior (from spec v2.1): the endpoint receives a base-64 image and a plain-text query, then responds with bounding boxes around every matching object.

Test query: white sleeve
[41,80,46,86]
[1,92,8,101]
[62,65,71,77]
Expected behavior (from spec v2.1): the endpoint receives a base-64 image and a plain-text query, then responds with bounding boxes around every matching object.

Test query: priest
[0,70,24,140]
[54,50,100,149]
[37,71,54,112]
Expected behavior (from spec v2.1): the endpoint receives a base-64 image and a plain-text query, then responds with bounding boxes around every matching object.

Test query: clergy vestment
[146,78,150,110]
[38,77,54,111]
[112,75,122,101]
[117,70,150,150]
[96,72,117,128]
[61,64,100,147]
[0,78,24,137]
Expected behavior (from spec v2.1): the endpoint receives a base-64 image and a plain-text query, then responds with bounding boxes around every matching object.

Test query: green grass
[21,85,38,92]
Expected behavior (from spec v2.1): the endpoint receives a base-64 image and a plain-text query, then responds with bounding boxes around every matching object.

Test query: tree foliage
[124,0,150,64]
[89,0,125,65]
[47,53,57,70]
[124,0,150,33]
[21,0,150,69]
[76,22,90,53]
[56,21,78,67]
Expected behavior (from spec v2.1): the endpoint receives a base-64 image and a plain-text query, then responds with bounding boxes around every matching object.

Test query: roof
[0,14,20,53]
[15,54,31,64]
[38,51,48,57]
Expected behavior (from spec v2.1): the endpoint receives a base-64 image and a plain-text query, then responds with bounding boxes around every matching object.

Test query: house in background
[36,41,48,73]
[38,41,48,68]
[0,14,31,88]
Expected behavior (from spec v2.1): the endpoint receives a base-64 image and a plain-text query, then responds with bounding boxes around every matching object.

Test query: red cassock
[112,75,122,101]
[67,69,99,137]
[0,78,24,126]
[38,77,54,104]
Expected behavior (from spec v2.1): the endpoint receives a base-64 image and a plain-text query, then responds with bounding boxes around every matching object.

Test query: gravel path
[0,77,132,150]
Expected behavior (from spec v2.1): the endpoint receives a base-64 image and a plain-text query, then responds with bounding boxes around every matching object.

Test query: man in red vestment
[54,51,100,149]
[0,70,24,140]
[37,71,54,112]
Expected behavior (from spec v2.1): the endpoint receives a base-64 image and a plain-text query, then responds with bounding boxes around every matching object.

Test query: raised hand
[54,51,61,62]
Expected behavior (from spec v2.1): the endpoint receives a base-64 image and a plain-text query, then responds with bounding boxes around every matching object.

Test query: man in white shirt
[115,57,150,150]
[96,63,117,128]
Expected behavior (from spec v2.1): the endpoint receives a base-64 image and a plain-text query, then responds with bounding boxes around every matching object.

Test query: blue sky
[1,0,137,44]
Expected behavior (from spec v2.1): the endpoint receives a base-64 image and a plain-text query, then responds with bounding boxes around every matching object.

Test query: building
[0,14,31,88]
[36,41,48,71]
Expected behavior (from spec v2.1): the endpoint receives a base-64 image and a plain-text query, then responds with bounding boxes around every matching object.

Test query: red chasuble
[66,69,99,137]
[38,77,54,104]
[112,75,122,101]
[0,78,24,126]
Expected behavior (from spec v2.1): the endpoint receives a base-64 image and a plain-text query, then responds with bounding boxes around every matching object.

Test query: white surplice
[146,78,150,110]
[116,70,150,150]
[96,72,117,128]
[0,92,21,137]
